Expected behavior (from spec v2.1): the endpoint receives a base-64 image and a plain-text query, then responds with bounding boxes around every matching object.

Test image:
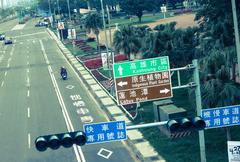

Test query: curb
[46,28,166,162]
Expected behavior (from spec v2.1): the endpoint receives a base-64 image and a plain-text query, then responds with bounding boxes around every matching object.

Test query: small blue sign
[201,105,240,129]
[83,121,127,144]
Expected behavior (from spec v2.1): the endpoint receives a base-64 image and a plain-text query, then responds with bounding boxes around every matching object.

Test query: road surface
[0,18,137,162]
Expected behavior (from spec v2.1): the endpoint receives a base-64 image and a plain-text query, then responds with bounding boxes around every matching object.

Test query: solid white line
[1,81,4,87]
[27,90,30,97]
[27,107,30,118]
[28,133,31,149]
[40,40,85,162]
[4,71,7,76]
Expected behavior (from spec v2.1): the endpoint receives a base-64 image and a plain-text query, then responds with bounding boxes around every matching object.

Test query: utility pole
[48,0,52,27]
[57,0,60,17]
[67,0,71,21]
[231,0,240,78]
[193,60,206,162]
[100,0,110,66]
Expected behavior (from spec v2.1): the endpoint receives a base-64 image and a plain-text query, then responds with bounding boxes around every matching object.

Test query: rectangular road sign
[83,121,127,144]
[113,56,172,105]
[113,56,169,78]
[201,105,240,129]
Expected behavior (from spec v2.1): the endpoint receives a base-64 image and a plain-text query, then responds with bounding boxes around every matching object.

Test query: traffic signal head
[167,116,206,133]
[35,131,86,152]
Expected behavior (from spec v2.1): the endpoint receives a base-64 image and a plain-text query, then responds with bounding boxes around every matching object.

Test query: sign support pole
[193,59,206,162]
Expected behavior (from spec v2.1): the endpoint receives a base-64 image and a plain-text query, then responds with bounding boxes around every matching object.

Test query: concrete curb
[46,29,166,162]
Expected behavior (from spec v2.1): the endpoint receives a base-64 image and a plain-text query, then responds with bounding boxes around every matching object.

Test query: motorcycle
[61,72,67,80]
[60,67,67,80]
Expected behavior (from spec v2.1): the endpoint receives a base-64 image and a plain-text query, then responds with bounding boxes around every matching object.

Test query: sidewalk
[47,28,166,162]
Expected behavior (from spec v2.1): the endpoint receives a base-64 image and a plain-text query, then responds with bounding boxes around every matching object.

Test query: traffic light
[167,116,206,134]
[35,131,86,152]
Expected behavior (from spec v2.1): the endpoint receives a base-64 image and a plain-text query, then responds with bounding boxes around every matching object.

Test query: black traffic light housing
[167,116,206,133]
[35,131,86,152]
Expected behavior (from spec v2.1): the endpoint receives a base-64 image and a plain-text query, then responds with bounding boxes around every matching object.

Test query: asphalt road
[0,19,137,162]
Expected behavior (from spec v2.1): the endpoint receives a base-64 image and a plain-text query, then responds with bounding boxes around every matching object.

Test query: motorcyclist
[60,66,67,78]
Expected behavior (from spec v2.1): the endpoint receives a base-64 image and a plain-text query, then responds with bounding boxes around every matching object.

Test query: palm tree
[113,25,141,60]
[84,12,103,54]
[200,49,240,140]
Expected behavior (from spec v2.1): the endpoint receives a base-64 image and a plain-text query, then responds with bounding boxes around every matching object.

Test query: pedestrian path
[47,28,166,162]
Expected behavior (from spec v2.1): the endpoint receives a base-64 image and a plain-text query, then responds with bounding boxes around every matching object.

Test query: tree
[84,12,103,54]
[37,0,87,16]
[120,0,158,23]
[113,25,142,60]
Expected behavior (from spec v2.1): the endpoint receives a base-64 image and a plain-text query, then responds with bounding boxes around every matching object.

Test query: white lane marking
[4,71,7,76]
[80,116,93,123]
[27,90,30,97]
[7,63,10,67]
[97,148,113,159]
[0,55,3,62]
[76,108,89,115]
[66,85,74,89]
[27,69,29,73]
[1,81,4,87]
[27,107,30,118]
[12,32,45,38]
[28,133,31,149]
[27,55,29,58]
[27,61,29,65]
[26,76,30,87]
[8,58,11,62]
[40,40,85,162]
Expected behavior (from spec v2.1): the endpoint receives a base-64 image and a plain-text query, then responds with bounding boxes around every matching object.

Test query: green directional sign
[113,56,170,78]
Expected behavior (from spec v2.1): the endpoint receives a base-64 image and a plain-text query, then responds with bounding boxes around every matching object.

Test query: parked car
[0,34,5,40]
[4,39,13,45]
[35,21,48,27]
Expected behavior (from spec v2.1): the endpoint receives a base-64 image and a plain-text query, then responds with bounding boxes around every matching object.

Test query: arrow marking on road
[118,65,123,76]
[160,88,170,94]
[117,81,128,87]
